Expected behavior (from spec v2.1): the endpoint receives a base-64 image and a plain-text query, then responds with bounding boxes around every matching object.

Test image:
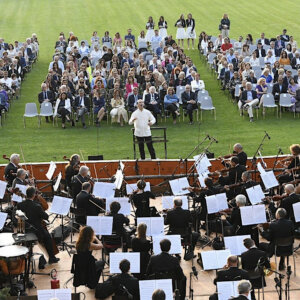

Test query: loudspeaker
[51,225,72,244]
[88,155,104,160]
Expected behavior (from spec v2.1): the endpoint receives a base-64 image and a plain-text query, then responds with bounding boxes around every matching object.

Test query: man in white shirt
[129,100,156,160]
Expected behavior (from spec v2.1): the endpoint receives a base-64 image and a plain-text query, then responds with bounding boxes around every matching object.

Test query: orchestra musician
[65,154,80,191]
[111,259,140,300]
[220,143,248,167]
[259,208,294,270]
[12,168,28,189]
[231,280,252,300]
[72,165,90,202]
[130,180,156,218]
[131,223,152,279]
[75,182,105,225]
[218,156,247,186]
[16,186,60,264]
[4,153,20,187]
[241,238,270,300]
[277,144,300,185]
[146,239,186,300]
[152,289,166,300]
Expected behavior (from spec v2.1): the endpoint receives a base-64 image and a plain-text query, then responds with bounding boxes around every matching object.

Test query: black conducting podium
[132,127,168,159]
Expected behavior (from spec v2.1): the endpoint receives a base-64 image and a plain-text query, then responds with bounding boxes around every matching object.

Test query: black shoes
[49,257,60,264]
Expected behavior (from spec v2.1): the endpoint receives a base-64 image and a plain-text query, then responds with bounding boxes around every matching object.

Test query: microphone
[211,136,219,143]
[265,131,271,140]
[206,134,211,140]
[192,266,198,279]
[278,147,284,155]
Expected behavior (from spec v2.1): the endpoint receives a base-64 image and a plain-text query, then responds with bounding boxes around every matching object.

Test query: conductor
[129,99,156,160]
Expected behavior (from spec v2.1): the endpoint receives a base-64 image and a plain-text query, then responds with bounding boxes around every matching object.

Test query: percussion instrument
[0,245,29,259]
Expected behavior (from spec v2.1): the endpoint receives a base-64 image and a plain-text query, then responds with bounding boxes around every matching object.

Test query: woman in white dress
[186,13,196,50]
[158,16,168,40]
[138,31,148,54]
[145,16,155,43]
[175,14,186,49]
[110,89,128,126]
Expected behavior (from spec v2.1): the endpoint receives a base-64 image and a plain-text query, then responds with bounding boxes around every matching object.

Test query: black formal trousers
[136,136,156,160]
[58,107,70,123]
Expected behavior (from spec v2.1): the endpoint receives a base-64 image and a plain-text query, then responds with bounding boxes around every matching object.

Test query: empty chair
[279,93,295,117]
[259,57,265,66]
[210,36,217,43]
[102,42,112,49]
[207,53,216,69]
[261,93,278,118]
[249,44,257,53]
[266,83,273,93]
[145,55,153,64]
[197,90,209,103]
[243,57,250,63]
[39,102,54,126]
[200,96,216,120]
[234,84,241,98]
[284,65,292,71]
[23,103,39,128]
[176,86,185,104]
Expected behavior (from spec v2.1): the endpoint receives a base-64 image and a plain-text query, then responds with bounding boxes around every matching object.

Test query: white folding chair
[23,103,39,128]
[207,53,216,70]
[200,96,216,120]
[262,93,278,118]
[279,93,295,118]
[39,102,54,126]
[197,90,209,104]
[176,86,185,105]
[234,84,241,99]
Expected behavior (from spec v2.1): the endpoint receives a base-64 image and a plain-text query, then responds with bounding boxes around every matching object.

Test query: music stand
[49,196,73,256]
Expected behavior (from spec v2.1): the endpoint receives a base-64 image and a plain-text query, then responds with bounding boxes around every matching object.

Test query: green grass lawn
[0,0,300,163]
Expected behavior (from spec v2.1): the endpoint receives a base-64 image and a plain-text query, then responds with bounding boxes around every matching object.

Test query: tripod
[58,213,74,256]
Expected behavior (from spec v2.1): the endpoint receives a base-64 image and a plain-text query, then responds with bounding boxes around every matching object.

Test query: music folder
[201,249,231,270]
[139,279,173,300]
[109,252,140,273]
[86,216,113,235]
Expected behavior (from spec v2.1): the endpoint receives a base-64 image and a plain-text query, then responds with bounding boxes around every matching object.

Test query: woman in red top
[125,75,138,99]
[221,37,233,52]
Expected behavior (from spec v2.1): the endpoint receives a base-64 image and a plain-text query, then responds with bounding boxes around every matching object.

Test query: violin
[64,155,80,172]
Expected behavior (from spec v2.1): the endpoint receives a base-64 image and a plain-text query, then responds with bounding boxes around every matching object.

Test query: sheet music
[46,161,56,180]
[201,249,231,270]
[169,177,190,195]
[38,289,71,300]
[206,193,228,214]
[198,171,209,187]
[224,235,250,256]
[0,180,7,199]
[53,172,62,192]
[49,196,72,216]
[106,197,131,215]
[217,281,251,300]
[153,235,182,255]
[126,182,151,194]
[114,169,123,190]
[257,162,266,174]
[240,205,267,226]
[194,154,211,174]
[86,216,113,235]
[109,252,140,273]
[260,171,278,189]
[137,217,164,236]
[93,182,116,198]
[246,185,265,205]
[162,196,188,210]
[293,202,300,222]
[0,212,8,230]
[12,184,27,203]
[139,279,173,300]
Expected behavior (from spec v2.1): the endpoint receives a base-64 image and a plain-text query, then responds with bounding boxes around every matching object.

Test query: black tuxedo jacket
[181,91,196,106]
[240,90,258,105]
[38,90,55,104]
[111,273,140,300]
[257,38,270,45]
[71,174,89,199]
[144,93,160,106]
[214,267,249,284]
[241,247,269,271]
[272,82,288,100]
[165,207,192,234]
[4,162,18,187]
[280,193,300,222]
[128,93,142,110]
[254,48,266,58]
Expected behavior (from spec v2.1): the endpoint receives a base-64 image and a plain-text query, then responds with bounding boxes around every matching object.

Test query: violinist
[72,165,90,201]
[221,143,248,167]
[12,168,27,189]
[219,156,247,186]
[65,154,80,191]
[259,208,294,270]
[130,180,155,218]
[76,182,105,225]
[277,144,300,185]
[16,186,60,264]
[4,153,20,187]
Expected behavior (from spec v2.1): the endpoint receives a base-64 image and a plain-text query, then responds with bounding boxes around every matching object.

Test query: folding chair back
[279,93,292,107]
[40,102,53,117]
[24,103,38,117]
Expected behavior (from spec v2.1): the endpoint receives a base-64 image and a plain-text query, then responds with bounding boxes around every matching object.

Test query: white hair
[10,153,20,162]
[236,194,246,206]
[285,184,294,194]
[238,280,252,294]
[149,86,156,93]
[79,166,89,175]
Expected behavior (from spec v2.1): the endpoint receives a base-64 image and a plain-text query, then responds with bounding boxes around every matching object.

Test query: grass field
[0,0,300,163]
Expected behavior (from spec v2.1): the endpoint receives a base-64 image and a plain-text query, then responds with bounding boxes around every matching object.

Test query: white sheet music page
[106,197,131,215]
[93,182,116,198]
[150,217,165,236]
[224,235,250,256]
[114,169,124,190]
[37,289,55,300]
[217,281,235,300]
[216,249,231,269]
[126,182,151,194]
[12,184,27,203]
[169,177,190,195]
[54,289,72,300]
[0,212,8,230]
[246,185,265,205]
[240,205,266,226]
[162,196,188,210]
[86,216,113,235]
[240,206,253,226]
[293,202,300,222]
[86,216,102,235]
[139,279,173,300]
[260,171,278,189]
[137,217,152,236]
[109,252,140,274]
[0,180,7,199]
[49,196,72,216]
[257,162,266,174]
[215,193,228,211]
[153,235,181,255]
[46,161,56,180]
[53,172,62,192]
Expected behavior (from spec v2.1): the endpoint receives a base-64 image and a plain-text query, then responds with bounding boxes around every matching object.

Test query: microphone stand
[251,132,270,181]
[272,148,283,171]
[285,265,292,300]
[271,269,285,300]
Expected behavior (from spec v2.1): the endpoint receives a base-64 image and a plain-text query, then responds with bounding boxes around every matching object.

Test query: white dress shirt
[129,108,156,137]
